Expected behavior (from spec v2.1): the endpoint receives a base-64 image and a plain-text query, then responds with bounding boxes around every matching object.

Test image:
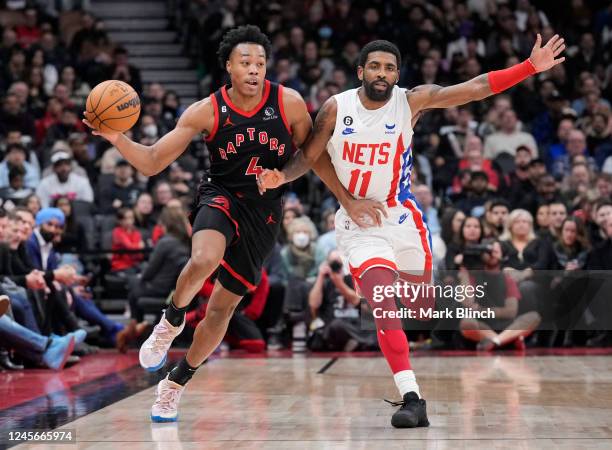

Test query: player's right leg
[151,282,242,422]
[139,205,234,372]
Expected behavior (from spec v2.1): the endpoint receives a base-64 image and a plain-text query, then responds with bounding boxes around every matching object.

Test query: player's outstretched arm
[83,98,213,176]
[407,34,565,115]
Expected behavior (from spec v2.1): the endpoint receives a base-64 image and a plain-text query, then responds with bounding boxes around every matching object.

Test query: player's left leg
[356,267,429,428]
[151,281,242,423]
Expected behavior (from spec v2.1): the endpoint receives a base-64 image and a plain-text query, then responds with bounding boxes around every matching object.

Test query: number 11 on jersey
[348,168,372,197]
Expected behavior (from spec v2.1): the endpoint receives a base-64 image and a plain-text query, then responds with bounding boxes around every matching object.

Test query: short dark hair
[8,164,25,181]
[6,143,27,155]
[217,25,271,68]
[358,40,401,68]
[489,199,510,211]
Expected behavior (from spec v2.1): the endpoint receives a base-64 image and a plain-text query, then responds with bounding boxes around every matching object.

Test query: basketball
[85,80,141,133]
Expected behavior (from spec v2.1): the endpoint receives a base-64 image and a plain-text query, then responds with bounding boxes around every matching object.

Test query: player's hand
[344,197,388,228]
[529,33,565,73]
[257,168,286,194]
[82,116,121,145]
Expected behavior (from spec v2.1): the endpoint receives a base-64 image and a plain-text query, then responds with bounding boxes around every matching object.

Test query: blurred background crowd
[0,0,611,371]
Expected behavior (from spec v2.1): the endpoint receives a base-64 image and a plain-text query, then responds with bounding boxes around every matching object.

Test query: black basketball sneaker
[386,391,430,428]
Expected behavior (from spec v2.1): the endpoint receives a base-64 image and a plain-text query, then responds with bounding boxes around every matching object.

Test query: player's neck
[357,87,390,110]
[226,85,264,112]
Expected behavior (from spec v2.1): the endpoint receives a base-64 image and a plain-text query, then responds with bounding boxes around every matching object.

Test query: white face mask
[143,124,158,138]
[292,231,310,249]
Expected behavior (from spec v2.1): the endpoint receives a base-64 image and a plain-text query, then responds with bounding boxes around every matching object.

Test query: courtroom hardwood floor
[12,354,612,449]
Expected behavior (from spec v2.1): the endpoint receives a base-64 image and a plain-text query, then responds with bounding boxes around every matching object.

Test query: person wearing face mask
[280,216,326,337]
[281,216,325,281]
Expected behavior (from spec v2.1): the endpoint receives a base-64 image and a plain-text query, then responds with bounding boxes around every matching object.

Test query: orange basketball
[85,80,141,133]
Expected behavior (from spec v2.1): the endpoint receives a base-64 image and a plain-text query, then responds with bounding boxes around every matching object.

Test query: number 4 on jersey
[245,157,263,177]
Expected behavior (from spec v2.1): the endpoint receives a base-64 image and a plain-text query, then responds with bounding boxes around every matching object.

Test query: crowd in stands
[0,0,611,370]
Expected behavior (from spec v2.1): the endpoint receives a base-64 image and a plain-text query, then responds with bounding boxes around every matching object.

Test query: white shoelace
[147,322,178,353]
[156,383,182,412]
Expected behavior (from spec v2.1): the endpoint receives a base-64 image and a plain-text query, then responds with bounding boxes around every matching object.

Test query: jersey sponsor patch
[343,116,353,126]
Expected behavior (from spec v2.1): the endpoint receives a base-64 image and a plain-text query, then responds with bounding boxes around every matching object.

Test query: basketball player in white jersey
[259,35,565,427]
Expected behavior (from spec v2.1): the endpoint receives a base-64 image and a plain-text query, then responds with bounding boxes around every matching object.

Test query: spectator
[459,239,541,351]
[315,209,337,257]
[53,196,87,262]
[484,109,538,159]
[151,181,174,217]
[280,206,301,244]
[551,217,590,271]
[0,143,40,189]
[507,145,534,206]
[127,207,190,325]
[444,215,483,271]
[413,184,440,235]
[452,135,500,192]
[308,250,375,351]
[281,216,324,281]
[0,312,76,370]
[0,94,35,138]
[545,118,574,169]
[483,199,510,238]
[455,171,493,217]
[36,151,94,207]
[552,129,598,180]
[98,159,141,214]
[108,47,142,94]
[133,192,156,239]
[111,207,144,274]
[24,193,41,216]
[0,163,33,204]
[545,201,568,242]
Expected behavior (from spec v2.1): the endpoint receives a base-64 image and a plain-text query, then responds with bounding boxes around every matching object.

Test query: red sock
[357,268,411,373]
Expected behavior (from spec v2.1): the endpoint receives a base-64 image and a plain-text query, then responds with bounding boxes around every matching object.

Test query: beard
[363,78,393,101]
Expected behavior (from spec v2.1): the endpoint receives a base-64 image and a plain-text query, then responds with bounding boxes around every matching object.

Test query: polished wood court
[12,353,612,449]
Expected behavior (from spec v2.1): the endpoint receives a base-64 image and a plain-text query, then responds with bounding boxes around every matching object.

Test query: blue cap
[35,207,65,227]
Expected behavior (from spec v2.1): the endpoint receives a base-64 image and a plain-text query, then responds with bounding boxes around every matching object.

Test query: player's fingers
[553,44,566,56]
[535,33,542,48]
[370,207,383,227]
[352,215,367,228]
[81,118,94,129]
[546,34,559,48]
[553,57,566,66]
[372,201,388,218]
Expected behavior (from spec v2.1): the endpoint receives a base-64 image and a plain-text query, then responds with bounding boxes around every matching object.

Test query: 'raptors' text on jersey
[204,80,293,201]
[327,85,414,207]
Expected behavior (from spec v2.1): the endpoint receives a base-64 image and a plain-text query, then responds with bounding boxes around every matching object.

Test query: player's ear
[226,59,231,75]
[357,66,363,81]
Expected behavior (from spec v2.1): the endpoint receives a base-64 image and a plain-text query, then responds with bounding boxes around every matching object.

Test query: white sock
[393,370,420,398]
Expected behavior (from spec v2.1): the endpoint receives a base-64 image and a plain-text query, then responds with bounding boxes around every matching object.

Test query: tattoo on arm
[281,102,332,182]
[281,149,309,183]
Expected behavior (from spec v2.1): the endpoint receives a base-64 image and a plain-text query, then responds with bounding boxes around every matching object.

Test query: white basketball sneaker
[139,313,185,372]
[151,375,185,422]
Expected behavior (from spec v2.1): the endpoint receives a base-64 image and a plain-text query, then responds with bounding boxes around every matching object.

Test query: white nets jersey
[328,85,433,284]
[327,85,414,207]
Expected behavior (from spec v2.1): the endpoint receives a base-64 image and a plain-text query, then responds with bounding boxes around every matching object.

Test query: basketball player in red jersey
[259,34,566,427]
[83,25,384,422]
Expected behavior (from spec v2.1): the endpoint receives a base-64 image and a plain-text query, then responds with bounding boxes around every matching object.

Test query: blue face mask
[318,26,332,39]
